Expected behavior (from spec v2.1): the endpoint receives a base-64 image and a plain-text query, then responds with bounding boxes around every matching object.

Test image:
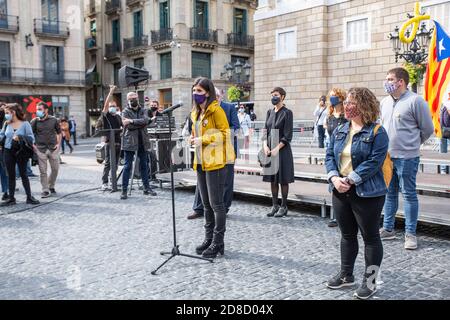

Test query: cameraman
[96,85,123,191]
[120,91,157,199]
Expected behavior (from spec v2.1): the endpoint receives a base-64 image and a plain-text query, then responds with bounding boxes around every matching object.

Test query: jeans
[71,131,77,145]
[196,165,227,244]
[383,157,420,235]
[122,147,150,192]
[317,125,325,148]
[0,150,7,193]
[36,148,60,193]
[333,187,385,276]
[4,149,32,199]
[102,143,121,184]
[61,139,73,153]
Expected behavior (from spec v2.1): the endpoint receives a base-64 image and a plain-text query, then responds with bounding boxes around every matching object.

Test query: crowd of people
[0,102,78,206]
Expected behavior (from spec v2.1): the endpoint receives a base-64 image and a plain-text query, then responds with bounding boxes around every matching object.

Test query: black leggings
[271,182,289,207]
[4,149,31,199]
[332,186,385,276]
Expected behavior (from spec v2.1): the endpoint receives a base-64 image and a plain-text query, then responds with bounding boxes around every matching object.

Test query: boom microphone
[162,102,183,114]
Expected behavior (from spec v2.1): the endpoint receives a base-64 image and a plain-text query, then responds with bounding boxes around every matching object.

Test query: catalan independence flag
[424,21,450,138]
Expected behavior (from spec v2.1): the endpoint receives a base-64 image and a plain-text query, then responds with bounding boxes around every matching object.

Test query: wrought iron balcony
[105,0,121,16]
[34,19,70,39]
[0,15,19,34]
[190,28,218,43]
[0,67,85,86]
[151,28,173,45]
[123,35,149,51]
[105,42,122,58]
[227,33,254,50]
[126,0,145,8]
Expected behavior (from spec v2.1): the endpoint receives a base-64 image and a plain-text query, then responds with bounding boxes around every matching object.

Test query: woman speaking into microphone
[190,77,235,259]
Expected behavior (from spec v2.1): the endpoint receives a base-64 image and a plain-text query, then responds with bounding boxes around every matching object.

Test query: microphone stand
[151,107,213,275]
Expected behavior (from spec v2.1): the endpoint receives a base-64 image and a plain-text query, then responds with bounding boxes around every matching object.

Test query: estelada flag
[424,20,450,138]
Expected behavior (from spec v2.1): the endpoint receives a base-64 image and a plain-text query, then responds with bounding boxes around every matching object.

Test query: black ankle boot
[1,197,16,206]
[202,243,224,258]
[26,196,40,205]
[195,239,212,255]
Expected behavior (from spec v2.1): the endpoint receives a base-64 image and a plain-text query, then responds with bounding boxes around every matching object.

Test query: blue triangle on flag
[434,20,450,62]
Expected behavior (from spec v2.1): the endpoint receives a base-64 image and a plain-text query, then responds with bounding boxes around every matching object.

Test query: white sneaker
[404,234,418,250]
[101,183,109,191]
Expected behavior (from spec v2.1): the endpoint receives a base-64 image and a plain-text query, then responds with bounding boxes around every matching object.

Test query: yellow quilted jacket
[191,100,236,171]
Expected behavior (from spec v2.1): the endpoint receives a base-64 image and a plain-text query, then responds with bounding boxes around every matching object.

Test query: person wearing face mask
[96,85,123,191]
[323,88,347,227]
[190,77,235,258]
[0,102,9,201]
[379,67,434,251]
[30,102,62,198]
[120,91,156,199]
[313,95,328,148]
[237,104,251,160]
[263,87,294,218]
[0,103,40,206]
[325,87,389,300]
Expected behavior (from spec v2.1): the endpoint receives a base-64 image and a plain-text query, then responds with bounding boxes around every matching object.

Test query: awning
[86,62,96,75]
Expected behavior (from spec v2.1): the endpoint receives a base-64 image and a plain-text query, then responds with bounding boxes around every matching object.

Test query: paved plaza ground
[0,139,449,300]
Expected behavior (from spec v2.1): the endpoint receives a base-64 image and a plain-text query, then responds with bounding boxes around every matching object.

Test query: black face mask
[271,96,281,105]
[129,99,139,109]
[0,109,4,121]
[150,106,158,113]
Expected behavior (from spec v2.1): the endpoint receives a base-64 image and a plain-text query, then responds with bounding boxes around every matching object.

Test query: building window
[133,10,143,39]
[275,27,297,60]
[41,0,59,33]
[233,8,247,35]
[113,62,121,85]
[43,46,64,82]
[134,58,144,69]
[52,95,69,119]
[192,51,211,79]
[194,0,208,29]
[160,52,172,80]
[160,0,170,29]
[0,0,7,28]
[112,19,120,44]
[0,41,10,80]
[423,1,450,32]
[344,16,371,51]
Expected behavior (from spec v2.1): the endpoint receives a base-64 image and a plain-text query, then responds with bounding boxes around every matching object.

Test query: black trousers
[332,186,385,276]
[4,149,32,199]
[196,165,226,244]
[317,125,325,148]
[102,143,121,184]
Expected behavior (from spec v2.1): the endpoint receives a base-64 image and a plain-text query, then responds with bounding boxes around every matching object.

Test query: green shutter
[242,9,247,35]
[192,52,211,79]
[160,52,172,79]
[134,11,142,39]
[160,1,169,29]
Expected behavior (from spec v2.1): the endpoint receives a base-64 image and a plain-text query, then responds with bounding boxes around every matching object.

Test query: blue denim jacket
[325,122,389,197]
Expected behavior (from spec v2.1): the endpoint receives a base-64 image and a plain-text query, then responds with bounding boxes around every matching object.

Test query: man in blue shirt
[187,88,240,219]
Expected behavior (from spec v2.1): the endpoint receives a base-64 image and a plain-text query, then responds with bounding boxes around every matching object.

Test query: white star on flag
[439,38,446,56]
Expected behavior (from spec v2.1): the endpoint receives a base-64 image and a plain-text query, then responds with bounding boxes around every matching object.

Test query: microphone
[161,102,183,114]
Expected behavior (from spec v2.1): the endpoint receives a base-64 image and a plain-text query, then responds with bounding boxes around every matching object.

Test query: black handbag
[257,148,271,168]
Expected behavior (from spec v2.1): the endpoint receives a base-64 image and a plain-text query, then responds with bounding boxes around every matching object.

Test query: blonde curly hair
[328,87,346,116]
[346,87,380,125]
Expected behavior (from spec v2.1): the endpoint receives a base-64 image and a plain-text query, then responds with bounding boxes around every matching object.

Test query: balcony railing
[123,35,149,51]
[227,33,254,49]
[151,28,173,44]
[190,28,218,43]
[105,42,122,58]
[86,71,100,87]
[0,67,85,86]
[34,19,70,38]
[126,0,144,7]
[86,37,97,50]
[0,15,19,33]
[105,0,121,15]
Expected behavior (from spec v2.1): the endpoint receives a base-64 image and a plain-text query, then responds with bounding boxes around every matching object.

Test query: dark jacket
[96,112,123,144]
[121,106,151,152]
[325,122,389,198]
[441,105,450,128]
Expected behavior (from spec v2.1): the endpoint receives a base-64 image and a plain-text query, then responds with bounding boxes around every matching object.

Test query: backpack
[374,124,393,188]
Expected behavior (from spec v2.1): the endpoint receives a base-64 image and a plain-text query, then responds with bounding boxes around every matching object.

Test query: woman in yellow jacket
[190,77,235,258]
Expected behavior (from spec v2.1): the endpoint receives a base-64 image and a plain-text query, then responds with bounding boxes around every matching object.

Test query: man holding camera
[120,92,157,199]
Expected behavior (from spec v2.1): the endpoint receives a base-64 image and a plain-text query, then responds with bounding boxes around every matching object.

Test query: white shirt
[314,104,328,126]
[238,113,251,136]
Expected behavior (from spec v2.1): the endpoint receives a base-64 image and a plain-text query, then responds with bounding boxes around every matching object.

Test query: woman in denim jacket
[325,88,389,300]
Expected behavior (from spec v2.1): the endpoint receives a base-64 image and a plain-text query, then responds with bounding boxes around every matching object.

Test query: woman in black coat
[262,87,294,217]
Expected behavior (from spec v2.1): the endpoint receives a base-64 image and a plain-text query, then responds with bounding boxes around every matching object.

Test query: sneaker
[49,188,57,194]
[379,228,396,240]
[41,191,51,198]
[354,276,377,300]
[267,205,280,217]
[187,212,204,220]
[326,271,355,289]
[328,219,338,227]
[404,233,418,250]
[101,183,109,191]
[274,206,288,217]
